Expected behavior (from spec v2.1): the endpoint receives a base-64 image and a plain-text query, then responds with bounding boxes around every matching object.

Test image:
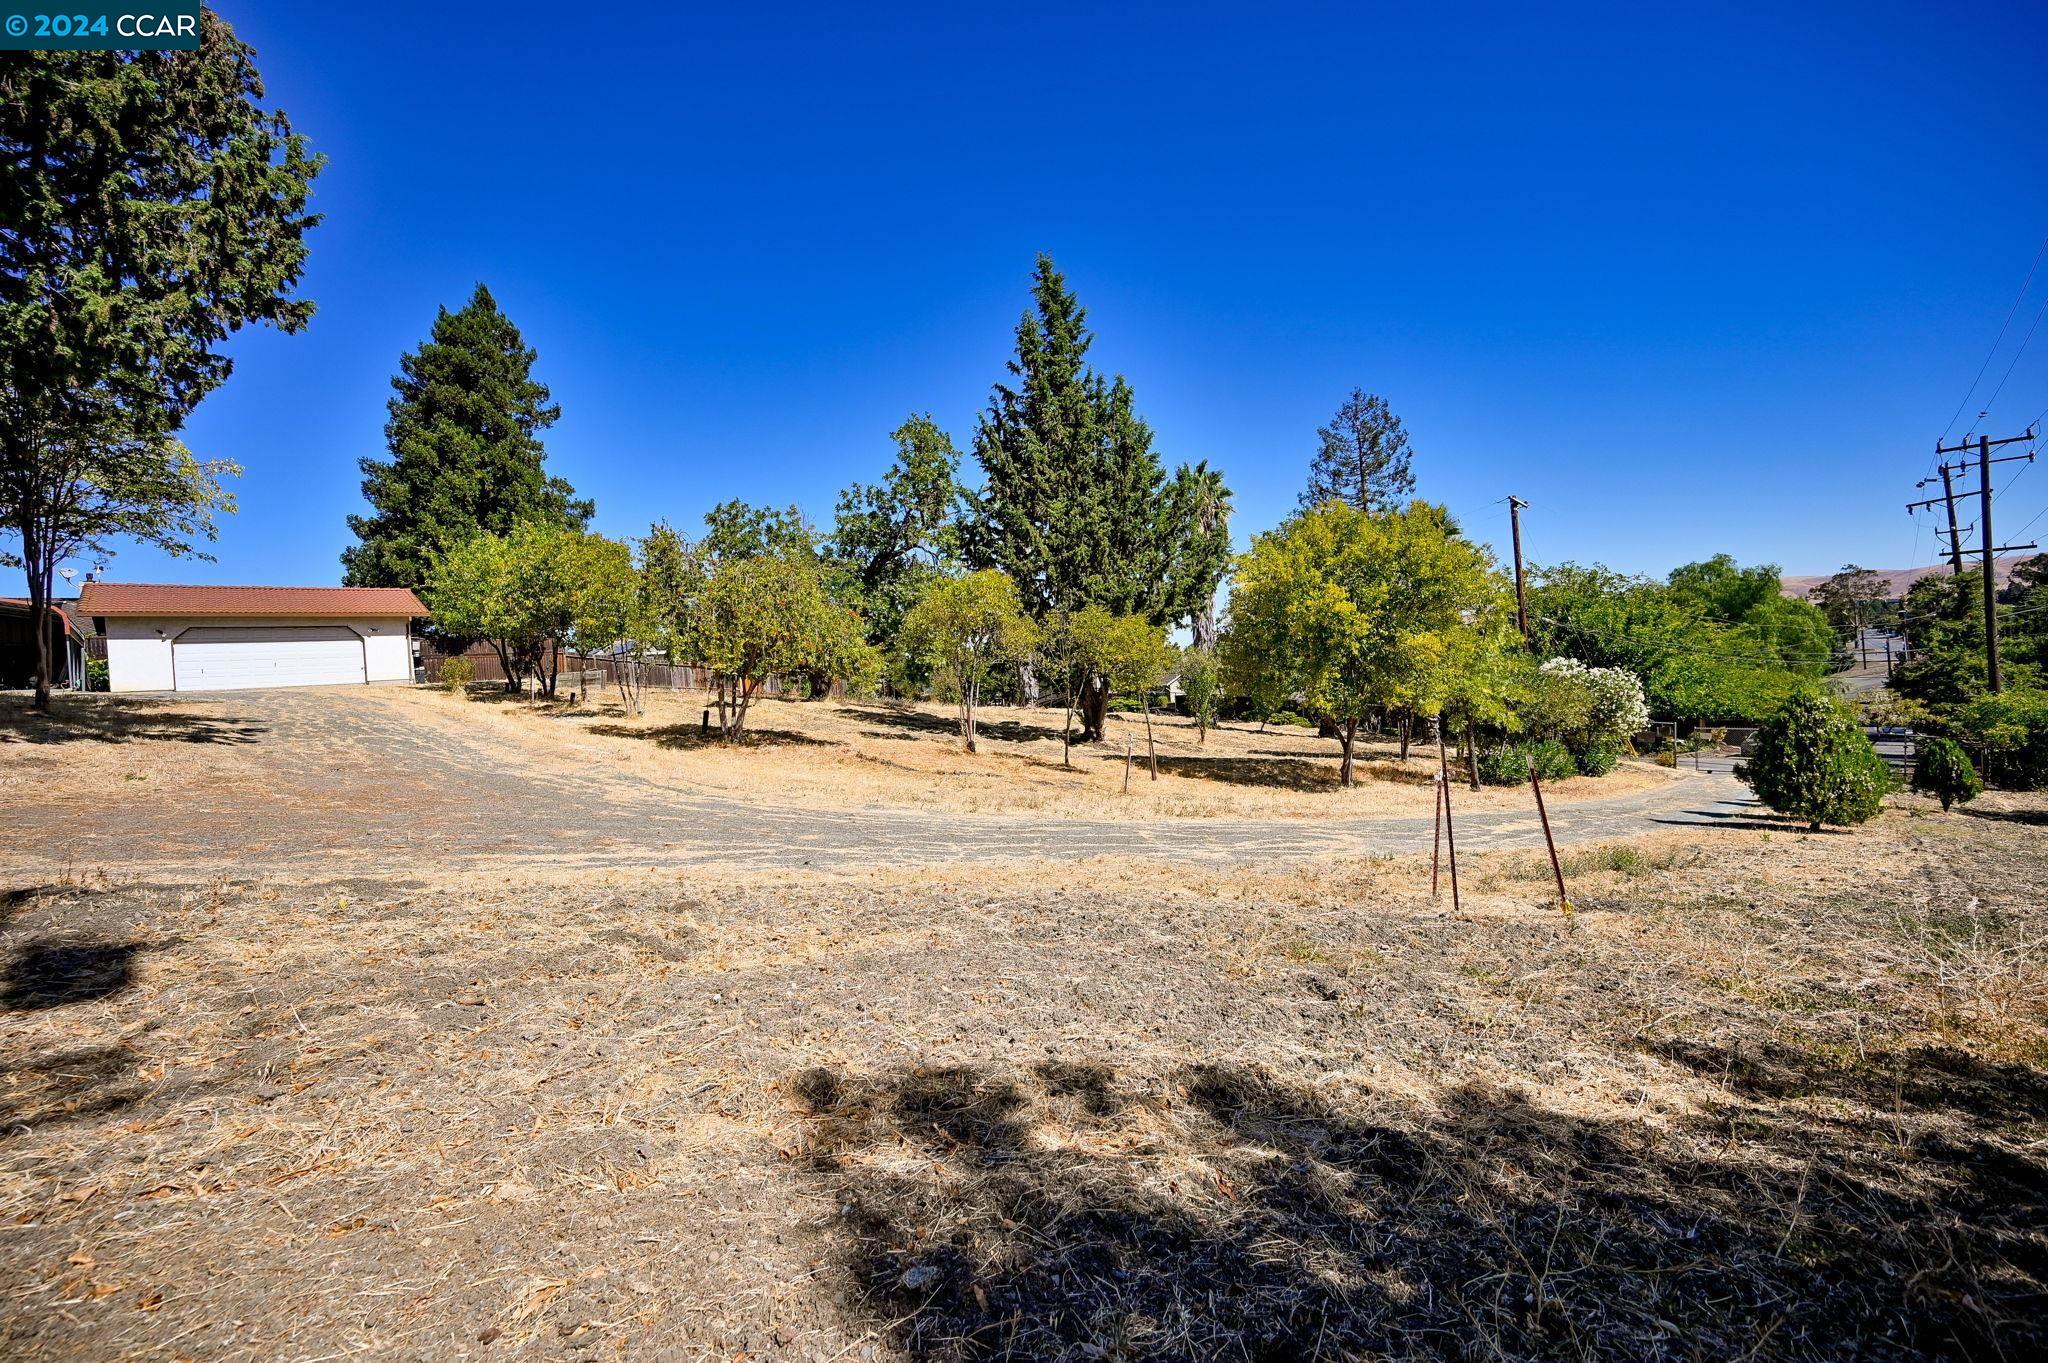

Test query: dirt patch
[380,684,1677,822]
[0,801,2042,1360]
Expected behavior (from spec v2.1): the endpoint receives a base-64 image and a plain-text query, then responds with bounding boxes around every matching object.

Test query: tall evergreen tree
[2,20,321,707]
[1301,389,1415,512]
[343,285,590,588]
[964,255,1232,733]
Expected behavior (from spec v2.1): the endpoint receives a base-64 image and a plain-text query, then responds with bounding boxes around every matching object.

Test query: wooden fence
[418,641,830,697]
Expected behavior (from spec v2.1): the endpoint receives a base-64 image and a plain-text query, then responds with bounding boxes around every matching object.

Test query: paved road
[2,688,1761,876]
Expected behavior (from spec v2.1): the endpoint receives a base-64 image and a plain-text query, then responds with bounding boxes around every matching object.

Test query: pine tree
[1301,389,1415,512]
[964,255,1231,735]
[343,285,590,588]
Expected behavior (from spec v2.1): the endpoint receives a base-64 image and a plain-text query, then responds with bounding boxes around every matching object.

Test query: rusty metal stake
[1437,730,1460,912]
[1430,767,1444,899]
[1529,757,1571,914]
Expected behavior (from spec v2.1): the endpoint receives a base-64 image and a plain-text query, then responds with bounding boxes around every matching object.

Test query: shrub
[440,656,476,692]
[1539,657,1650,750]
[1736,690,1893,829]
[1952,688,2048,790]
[1530,738,1577,781]
[1477,740,1575,786]
[1910,736,1982,811]
[1476,745,1527,786]
[84,657,109,692]
[1573,742,1622,777]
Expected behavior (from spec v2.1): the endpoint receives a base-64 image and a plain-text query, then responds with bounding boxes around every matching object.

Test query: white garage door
[172,626,367,691]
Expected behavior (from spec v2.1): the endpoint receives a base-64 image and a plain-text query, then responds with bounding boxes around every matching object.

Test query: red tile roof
[78,583,426,618]
[0,598,77,637]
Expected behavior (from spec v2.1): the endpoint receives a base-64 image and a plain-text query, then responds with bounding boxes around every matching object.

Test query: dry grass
[380,684,1675,821]
[1,799,2043,1360]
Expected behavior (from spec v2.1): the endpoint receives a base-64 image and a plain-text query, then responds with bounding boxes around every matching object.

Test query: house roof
[77,583,427,619]
[0,598,78,637]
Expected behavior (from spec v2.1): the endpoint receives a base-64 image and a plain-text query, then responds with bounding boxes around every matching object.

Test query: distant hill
[1781,554,2035,600]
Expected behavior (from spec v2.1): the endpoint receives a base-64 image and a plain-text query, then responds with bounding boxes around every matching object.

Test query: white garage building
[80,583,425,693]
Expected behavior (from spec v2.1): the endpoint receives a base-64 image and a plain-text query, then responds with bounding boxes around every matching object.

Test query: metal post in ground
[1529,757,1571,914]
[1436,729,1461,912]
[1430,724,1445,899]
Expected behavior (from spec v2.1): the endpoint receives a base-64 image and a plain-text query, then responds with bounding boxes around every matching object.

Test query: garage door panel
[173,626,366,691]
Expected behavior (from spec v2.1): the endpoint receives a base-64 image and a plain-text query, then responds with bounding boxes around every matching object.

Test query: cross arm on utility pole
[1935,425,2036,457]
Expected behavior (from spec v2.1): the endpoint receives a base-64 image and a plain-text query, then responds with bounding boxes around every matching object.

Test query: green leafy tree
[1223,500,1508,787]
[1736,690,1893,830]
[1808,564,1891,638]
[425,533,526,690]
[345,286,589,590]
[963,254,1231,735]
[694,554,850,741]
[1,412,240,688]
[701,499,816,561]
[632,520,707,666]
[2,20,321,707]
[1300,389,1415,513]
[425,523,631,699]
[1095,614,1176,779]
[1667,554,1780,623]
[898,570,1039,752]
[1892,574,2006,708]
[827,414,961,649]
[1910,736,1982,811]
[1178,646,1221,747]
[1953,689,2048,790]
[1530,560,1819,723]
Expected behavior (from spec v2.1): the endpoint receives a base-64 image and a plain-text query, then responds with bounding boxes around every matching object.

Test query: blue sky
[78,0,2048,591]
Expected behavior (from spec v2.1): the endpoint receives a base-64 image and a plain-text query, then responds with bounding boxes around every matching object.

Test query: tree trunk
[1398,712,1411,761]
[1192,598,1217,652]
[491,641,519,693]
[1143,694,1158,779]
[1018,659,1040,706]
[1465,719,1481,791]
[1079,674,1109,742]
[22,518,53,710]
[1198,711,1208,748]
[1339,717,1358,787]
[963,677,978,753]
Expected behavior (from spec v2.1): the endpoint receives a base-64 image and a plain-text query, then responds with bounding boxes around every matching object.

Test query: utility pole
[1912,464,1970,574]
[1507,496,1531,641]
[1939,465,1963,574]
[1922,425,2039,694]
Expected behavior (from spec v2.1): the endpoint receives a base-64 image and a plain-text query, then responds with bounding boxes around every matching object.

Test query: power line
[1976,291,2048,431]
[1940,235,2048,452]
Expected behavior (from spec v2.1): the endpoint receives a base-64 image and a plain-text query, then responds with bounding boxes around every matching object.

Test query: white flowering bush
[1540,657,1651,769]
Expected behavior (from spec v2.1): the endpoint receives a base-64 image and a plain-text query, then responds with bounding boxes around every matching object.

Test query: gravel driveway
[2,687,1758,876]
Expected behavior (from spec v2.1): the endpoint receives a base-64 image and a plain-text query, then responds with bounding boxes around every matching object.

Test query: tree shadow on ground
[1649,802,1851,834]
[0,1043,151,1136]
[587,722,832,751]
[0,697,267,746]
[851,704,1068,745]
[1961,805,2048,826]
[788,1053,2046,1362]
[1645,1037,2048,1125]
[1146,754,1340,792]
[4,938,154,1010]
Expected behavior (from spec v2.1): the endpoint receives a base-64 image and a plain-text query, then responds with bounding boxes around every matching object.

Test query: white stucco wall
[103,617,415,693]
